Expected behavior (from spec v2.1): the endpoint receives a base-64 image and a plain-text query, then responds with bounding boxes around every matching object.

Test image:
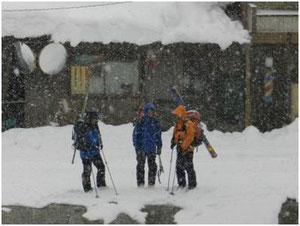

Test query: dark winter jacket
[132,103,162,154]
[72,121,102,158]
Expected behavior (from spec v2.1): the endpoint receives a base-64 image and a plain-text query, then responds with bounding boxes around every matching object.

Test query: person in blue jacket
[72,110,106,192]
[133,103,162,187]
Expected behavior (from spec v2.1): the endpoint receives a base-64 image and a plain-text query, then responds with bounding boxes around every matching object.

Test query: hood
[172,105,187,120]
[84,110,99,123]
[144,103,155,114]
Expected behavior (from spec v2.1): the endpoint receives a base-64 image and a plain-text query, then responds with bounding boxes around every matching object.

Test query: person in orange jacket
[171,105,197,189]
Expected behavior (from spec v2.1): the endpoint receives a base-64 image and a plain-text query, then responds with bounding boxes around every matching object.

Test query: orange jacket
[172,105,195,153]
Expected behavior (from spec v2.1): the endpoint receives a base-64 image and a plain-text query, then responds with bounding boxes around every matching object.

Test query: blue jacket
[72,121,101,158]
[132,103,162,154]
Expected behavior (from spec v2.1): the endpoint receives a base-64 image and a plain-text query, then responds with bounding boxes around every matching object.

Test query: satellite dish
[39,43,67,75]
[14,42,36,74]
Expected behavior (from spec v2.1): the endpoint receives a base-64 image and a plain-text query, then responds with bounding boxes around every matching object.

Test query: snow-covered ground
[2,120,298,224]
[2,2,250,49]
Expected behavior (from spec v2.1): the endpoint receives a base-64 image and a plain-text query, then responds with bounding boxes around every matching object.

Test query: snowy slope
[2,2,250,49]
[2,120,298,223]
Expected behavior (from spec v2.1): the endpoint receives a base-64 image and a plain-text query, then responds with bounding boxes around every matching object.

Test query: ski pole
[87,152,99,198]
[71,143,78,164]
[167,148,174,191]
[71,146,76,164]
[170,154,177,195]
[157,155,164,184]
[100,148,119,195]
[90,163,99,198]
[158,155,164,173]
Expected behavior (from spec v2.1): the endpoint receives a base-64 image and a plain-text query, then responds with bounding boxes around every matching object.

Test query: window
[255,9,298,33]
[89,64,105,94]
[89,61,139,95]
[217,80,244,124]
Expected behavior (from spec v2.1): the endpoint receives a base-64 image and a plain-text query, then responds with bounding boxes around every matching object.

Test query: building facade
[2,2,298,132]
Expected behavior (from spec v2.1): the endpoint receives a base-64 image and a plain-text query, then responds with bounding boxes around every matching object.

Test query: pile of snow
[39,43,67,75]
[2,2,250,49]
[2,119,298,223]
[19,42,35,72]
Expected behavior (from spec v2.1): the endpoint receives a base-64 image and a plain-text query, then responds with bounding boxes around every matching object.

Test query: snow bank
[2,119,298,223]
[2,2,250,49]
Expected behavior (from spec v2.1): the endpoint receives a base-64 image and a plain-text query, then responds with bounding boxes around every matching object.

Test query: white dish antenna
[39,43,67,75]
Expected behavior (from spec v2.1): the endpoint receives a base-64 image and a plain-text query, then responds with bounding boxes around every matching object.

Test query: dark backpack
[72,120,86,149]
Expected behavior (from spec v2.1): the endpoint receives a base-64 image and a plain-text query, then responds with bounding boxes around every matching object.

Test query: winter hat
[85,110,99,121]
[172,105,187,120]
[144,103,155,114]
[187,110,201,122]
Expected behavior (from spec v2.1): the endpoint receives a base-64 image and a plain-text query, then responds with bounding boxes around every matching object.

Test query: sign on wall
[71,66,89,94]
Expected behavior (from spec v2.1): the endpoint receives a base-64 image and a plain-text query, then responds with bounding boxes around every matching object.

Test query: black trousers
[136,151,157,186]
[81,153,106,191]
[176,150,197,189]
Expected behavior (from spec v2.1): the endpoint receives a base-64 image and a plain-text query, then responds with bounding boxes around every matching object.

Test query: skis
[202,135,217,158]
[71,67,92,164]
[169,86,217,158]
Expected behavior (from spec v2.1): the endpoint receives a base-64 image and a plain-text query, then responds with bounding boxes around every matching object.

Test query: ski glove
[135,149,141,154]
[171,137,176,149]
[171,143,176,149]
[156,148,162,155]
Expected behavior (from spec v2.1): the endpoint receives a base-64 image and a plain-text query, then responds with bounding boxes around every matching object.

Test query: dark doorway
[2,43,26,131]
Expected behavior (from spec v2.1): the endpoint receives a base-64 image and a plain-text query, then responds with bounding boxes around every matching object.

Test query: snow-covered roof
[2,2,250,50]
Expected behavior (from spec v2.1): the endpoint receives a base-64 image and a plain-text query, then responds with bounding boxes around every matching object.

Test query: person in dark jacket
[132,103,162,187]
[72,110,106,192]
